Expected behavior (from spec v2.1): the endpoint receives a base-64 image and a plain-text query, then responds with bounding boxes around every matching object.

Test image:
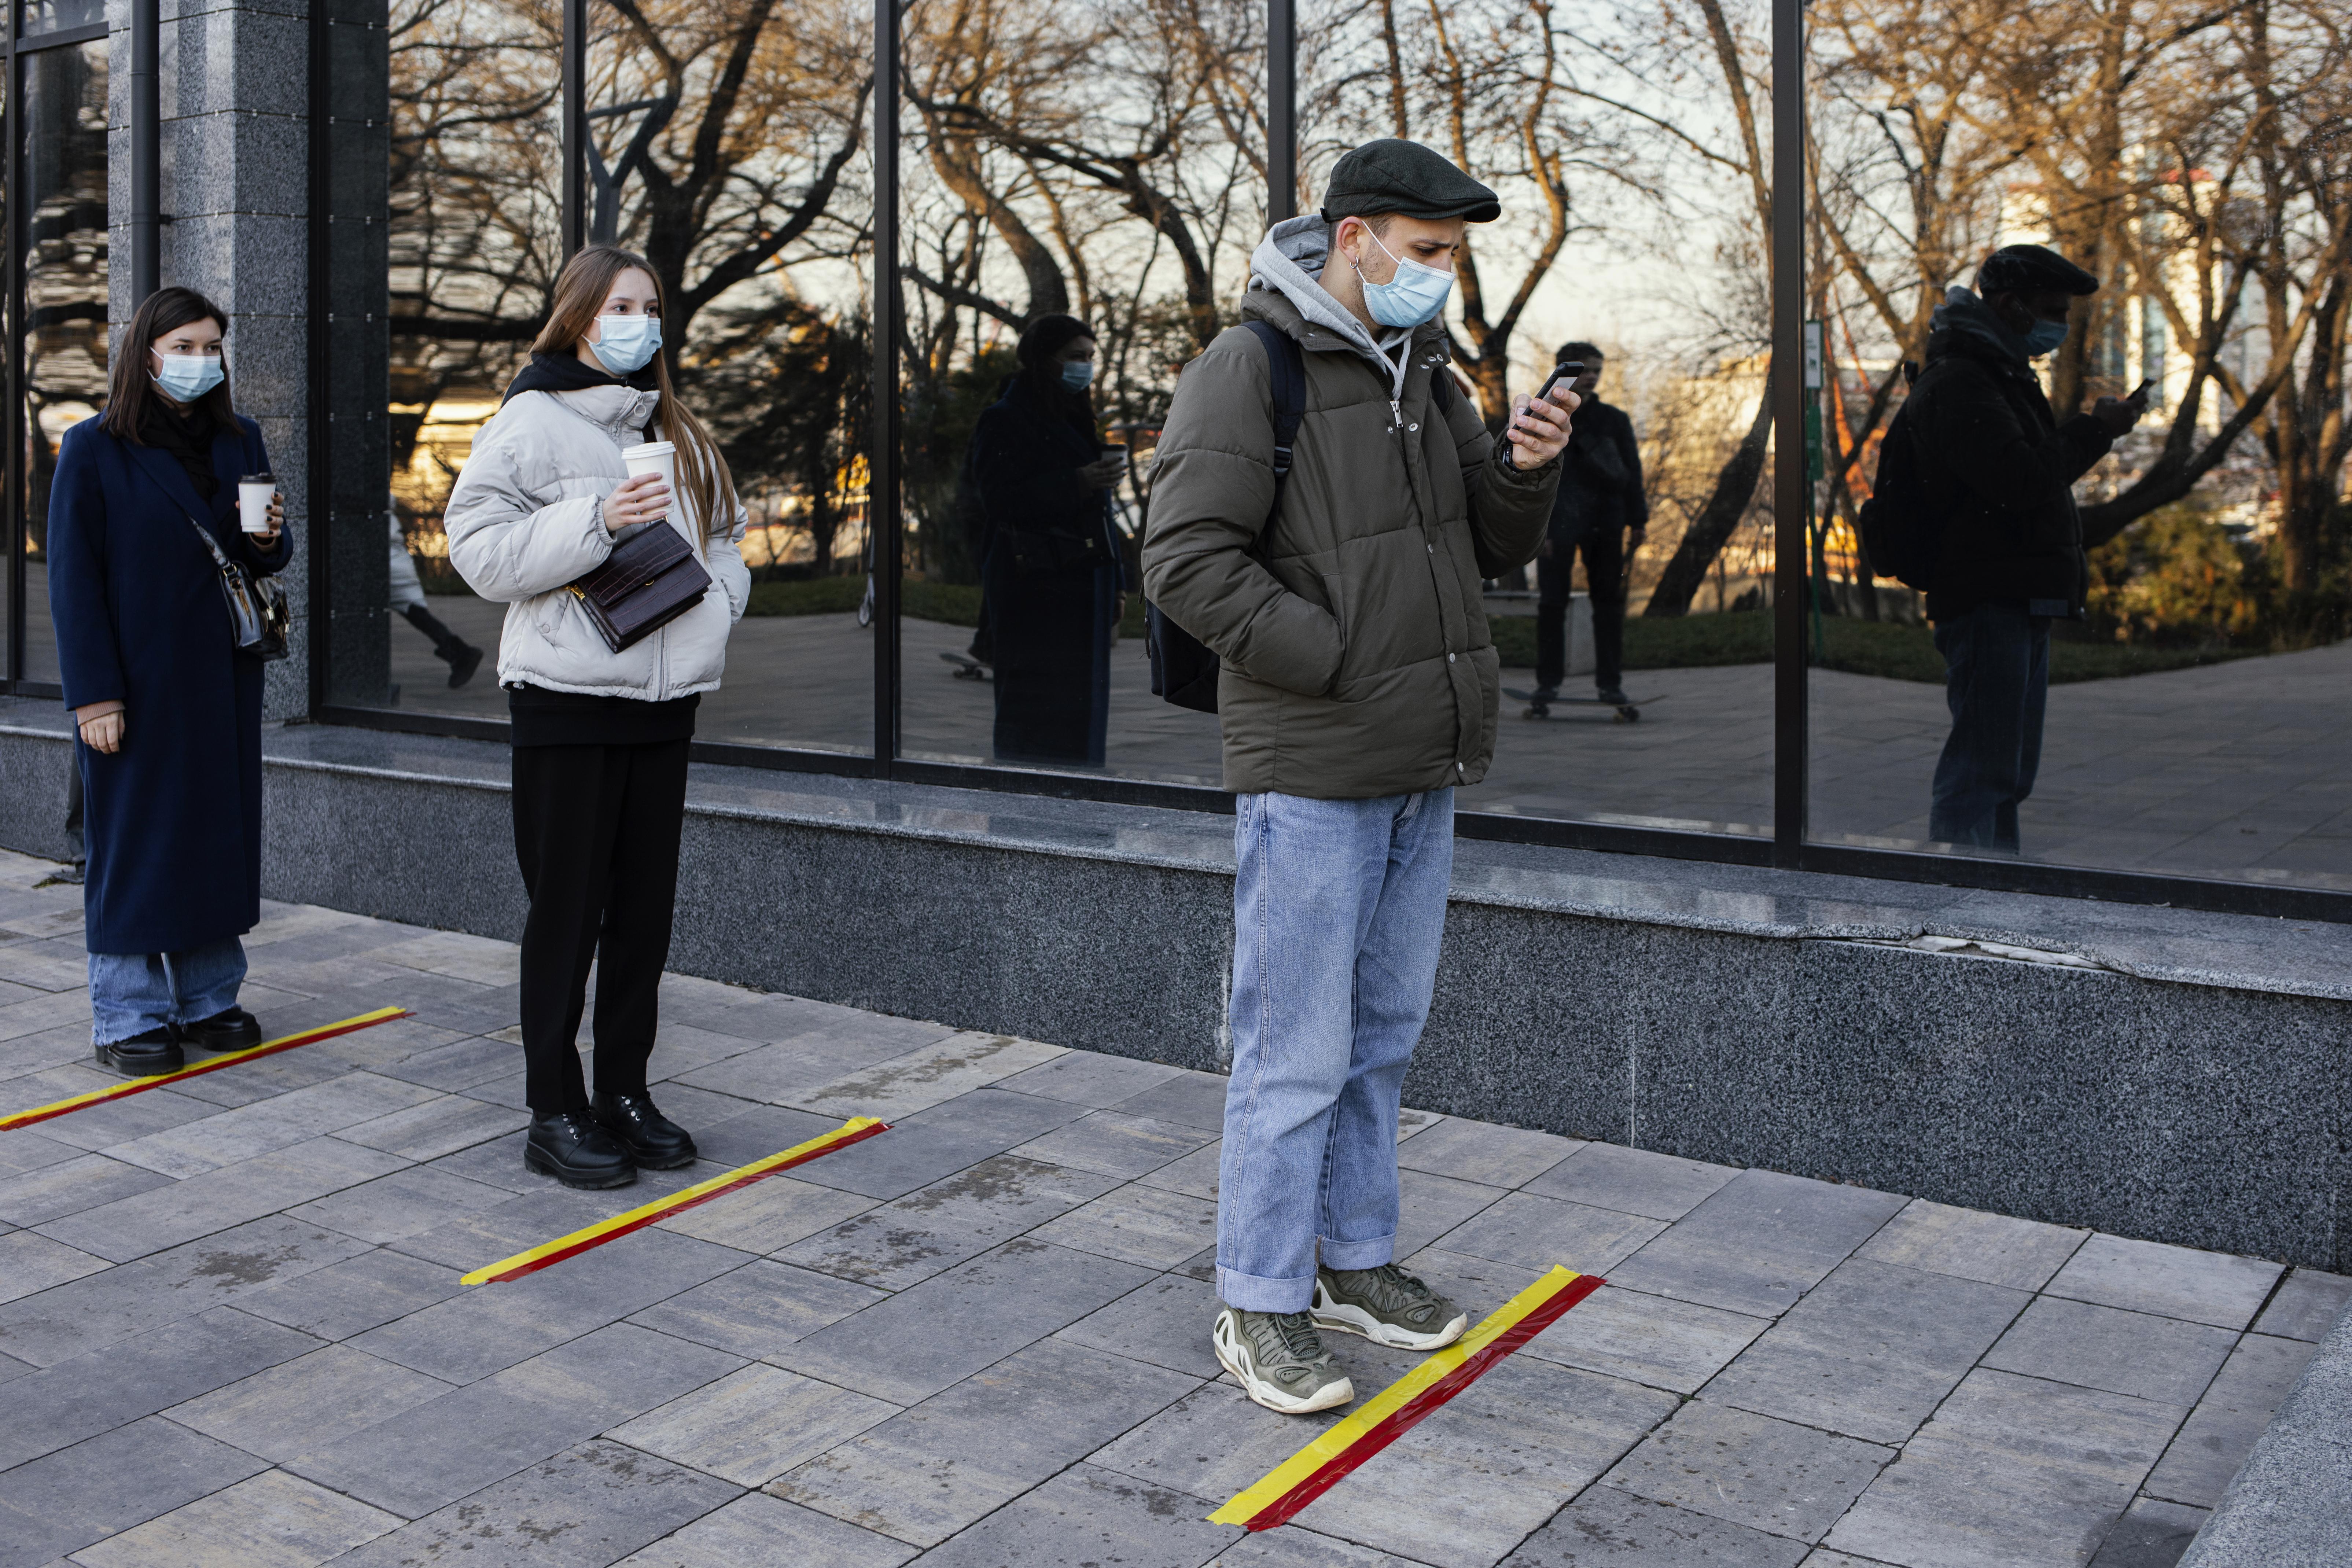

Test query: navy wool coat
[46,414,289,955]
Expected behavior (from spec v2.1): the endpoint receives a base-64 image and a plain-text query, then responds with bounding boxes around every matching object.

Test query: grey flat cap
[1977,243,2100,297]
[1320,139,1501,225]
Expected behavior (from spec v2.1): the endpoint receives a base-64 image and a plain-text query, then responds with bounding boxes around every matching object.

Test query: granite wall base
[2,725,2344,1271]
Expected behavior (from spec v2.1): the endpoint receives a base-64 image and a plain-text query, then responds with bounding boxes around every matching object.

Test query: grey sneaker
[1313,1263,1469,1351]
[1213,1306,1356,1414]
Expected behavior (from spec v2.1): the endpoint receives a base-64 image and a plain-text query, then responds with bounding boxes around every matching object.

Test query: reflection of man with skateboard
[1532,344,1645,715]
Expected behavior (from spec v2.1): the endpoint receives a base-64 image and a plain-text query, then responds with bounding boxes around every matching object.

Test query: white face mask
[590,312,662,375]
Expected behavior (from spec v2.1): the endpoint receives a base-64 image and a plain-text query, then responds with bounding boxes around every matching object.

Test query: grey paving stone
[4,1079,217,1155]
[353,1226,747,1384]
[335,1093,529,1162]
[2086,1497,2208,1568]
[0,1129,77,1178]
[416,1129,543,1193]
[2044,1235,2283,1331]
[994,1050,1189,1108]
[105,1073,443,1179]
[166,1343,456,1462]
[0,1416,268,1568]
[1984,1296,2237,1407]
[629,1022,771,1086]
[0,1155,173,1228]
[1512,1278,1772,1395]
[287,1322,745,1518]
[331,1439,739,1568]
[673,1031,932,1106]
[1288,1358,1682,1568]
[774,1336,1199,1546]
[65,1467,403,1568]
[1134,1137,1222,1201]
[777,1154,1119,1290]
[1526,1143,1741,1222]
[611,1492,917,1567]
[787,1088,1089,1201]
[1010,1109,1217,1180]
[628,1257,886,1359]
[373,1031,522,1093]
[0,1231,105,1303]
[1434,1192,1667,1278]
[281,1163,516,1244]
[771,1237,1154,1405]
[1029,1180,1219,1271]
[0,1213,373,1366]
[787,1032,1067,1120]
[1706,1258,2031,1444]
[1395,1168,1512,1258]
[648,1173,876,1255]
[1208,1529,1437,1568]
[2173,1424,2352,1567]
[2251,1267,2352,1343]
[608,1363,900,1486]
[1604,1400,1895,1544]
[1606,1171,1910,1318]
[0,1304,319,1469]
[1854,1199,2088,1293]
[232,1246,465,1340]
[2143,1332,2318,1507]
[1502,1483,1811,1567]
[34,1136,406,1264]
[915,1461,1241,1568]
[1108,1068,1233,1131]
[1055,1271,1228,1381]
[677,1101,845,1170]
[382,1182,616,1269]
[1823,1368,2186,1568]
[1394,1116,1584,1190]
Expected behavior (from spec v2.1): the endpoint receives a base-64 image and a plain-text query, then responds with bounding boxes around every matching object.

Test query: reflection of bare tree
[21,43,110,560]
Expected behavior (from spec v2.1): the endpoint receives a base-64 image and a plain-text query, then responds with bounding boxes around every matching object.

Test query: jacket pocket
[1319,573,1348,649]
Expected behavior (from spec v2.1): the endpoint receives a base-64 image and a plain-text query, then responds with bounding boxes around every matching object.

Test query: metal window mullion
[561,0,586,258]
[5,36,19,689]
[1267,0,1295,223]
[1770,0,1807,863]
[871,0,899,776]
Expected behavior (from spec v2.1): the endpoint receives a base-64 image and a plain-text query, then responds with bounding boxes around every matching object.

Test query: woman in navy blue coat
[47,286,289,1076]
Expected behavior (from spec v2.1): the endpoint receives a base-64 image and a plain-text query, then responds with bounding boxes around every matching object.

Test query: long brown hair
[532,245,737,547]
[100,286,238,443]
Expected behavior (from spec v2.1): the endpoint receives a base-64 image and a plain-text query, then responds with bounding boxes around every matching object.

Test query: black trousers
[511,738,689,1115]
[1536,526,1627,691]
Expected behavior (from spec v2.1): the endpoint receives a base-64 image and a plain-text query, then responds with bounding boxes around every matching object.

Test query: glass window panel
[892,0,1256,782]
[1806,0,2352,890]
[582,0,876,754]
[19,39,108,689]
[22,0,106,35]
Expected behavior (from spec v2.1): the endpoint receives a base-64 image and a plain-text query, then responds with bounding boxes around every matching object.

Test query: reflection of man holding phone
[1908,243,2147,851]
[1532,343,1646,712]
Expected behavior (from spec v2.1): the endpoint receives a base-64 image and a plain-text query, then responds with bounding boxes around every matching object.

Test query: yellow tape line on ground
[461,1115,891,1285]
[0,1006,413,1131]
[1210,1265,1605,1531]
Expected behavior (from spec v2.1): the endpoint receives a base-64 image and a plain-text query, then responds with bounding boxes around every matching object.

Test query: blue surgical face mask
[1060,359,1095,391]
[2023,318,2070,357]
[591,313,662,375]
[1353,228,1455,329]
[151,352,224,403]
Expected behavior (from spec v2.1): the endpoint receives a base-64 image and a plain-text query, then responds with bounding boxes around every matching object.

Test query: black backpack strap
[1241,320,1306,518]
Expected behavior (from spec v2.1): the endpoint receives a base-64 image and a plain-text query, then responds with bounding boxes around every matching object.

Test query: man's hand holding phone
[2092,378,2153,438]
[1507,361,1581,468]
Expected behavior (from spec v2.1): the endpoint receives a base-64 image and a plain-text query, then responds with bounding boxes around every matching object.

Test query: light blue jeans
[88,938,247,1047]
[1217,787,1454,1313]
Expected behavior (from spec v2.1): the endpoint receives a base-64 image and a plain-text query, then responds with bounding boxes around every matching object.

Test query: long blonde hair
[533,245,737,547]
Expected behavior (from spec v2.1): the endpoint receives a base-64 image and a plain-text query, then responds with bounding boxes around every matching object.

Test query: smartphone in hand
[1536,361,1584,408]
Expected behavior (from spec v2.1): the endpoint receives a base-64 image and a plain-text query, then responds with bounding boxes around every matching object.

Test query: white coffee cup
[238,474,275,534]
[620,441,676,523]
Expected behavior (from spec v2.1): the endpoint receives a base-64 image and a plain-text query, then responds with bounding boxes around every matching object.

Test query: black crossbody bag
[180,514,290,662]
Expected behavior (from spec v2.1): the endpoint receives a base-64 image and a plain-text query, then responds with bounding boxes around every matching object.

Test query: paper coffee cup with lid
[238,473,275,534]
[620,441,677,522]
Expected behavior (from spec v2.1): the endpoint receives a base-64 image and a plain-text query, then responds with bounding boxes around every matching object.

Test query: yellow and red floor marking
[1210,1264,1605,1531]
[461,1115,891,1285]
[0,1005,414,1132]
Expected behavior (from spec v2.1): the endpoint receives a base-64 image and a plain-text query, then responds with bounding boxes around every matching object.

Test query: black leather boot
[96,1026,184,1077]
[525,1111,637,1189]
[590,1092,698,1170]
[182,1008,263,1052]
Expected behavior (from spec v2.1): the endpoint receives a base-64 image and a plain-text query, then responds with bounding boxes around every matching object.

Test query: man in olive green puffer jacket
[1141,139,1575,1416]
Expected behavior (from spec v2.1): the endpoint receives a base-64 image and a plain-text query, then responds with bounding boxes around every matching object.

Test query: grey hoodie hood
[1927,284,2035,372]
[1247,215,1423,400]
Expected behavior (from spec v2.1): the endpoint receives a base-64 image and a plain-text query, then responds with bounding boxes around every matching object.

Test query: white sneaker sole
[1213,1312,1356,1415]
[1311,1283,1469,1351]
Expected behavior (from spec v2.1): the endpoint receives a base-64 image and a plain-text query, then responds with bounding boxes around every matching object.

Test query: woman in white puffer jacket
[445,244,749,1192]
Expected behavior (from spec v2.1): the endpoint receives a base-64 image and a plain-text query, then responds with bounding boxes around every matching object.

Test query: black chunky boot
[590,1092,698,1170]
[525,1111,638,1189]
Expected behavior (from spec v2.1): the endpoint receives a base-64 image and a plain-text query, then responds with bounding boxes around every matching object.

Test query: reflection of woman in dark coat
[973,314,1128,766]
[46,287,288,1076]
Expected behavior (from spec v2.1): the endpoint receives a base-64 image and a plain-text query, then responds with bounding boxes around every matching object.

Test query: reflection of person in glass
[389,500,483,688]
[1533,344,1646,712]
[445,245,751,1189]
[973,314,1127,766]
[1913,244,2146,851]
[46,286,288,1076]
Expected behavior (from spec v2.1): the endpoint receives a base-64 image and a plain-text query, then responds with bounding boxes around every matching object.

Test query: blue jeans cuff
[1318,1234,1396,1271]
[1218,1263,1315,1314]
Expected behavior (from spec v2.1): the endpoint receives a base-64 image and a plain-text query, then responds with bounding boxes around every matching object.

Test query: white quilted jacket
[444,383,750,700]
